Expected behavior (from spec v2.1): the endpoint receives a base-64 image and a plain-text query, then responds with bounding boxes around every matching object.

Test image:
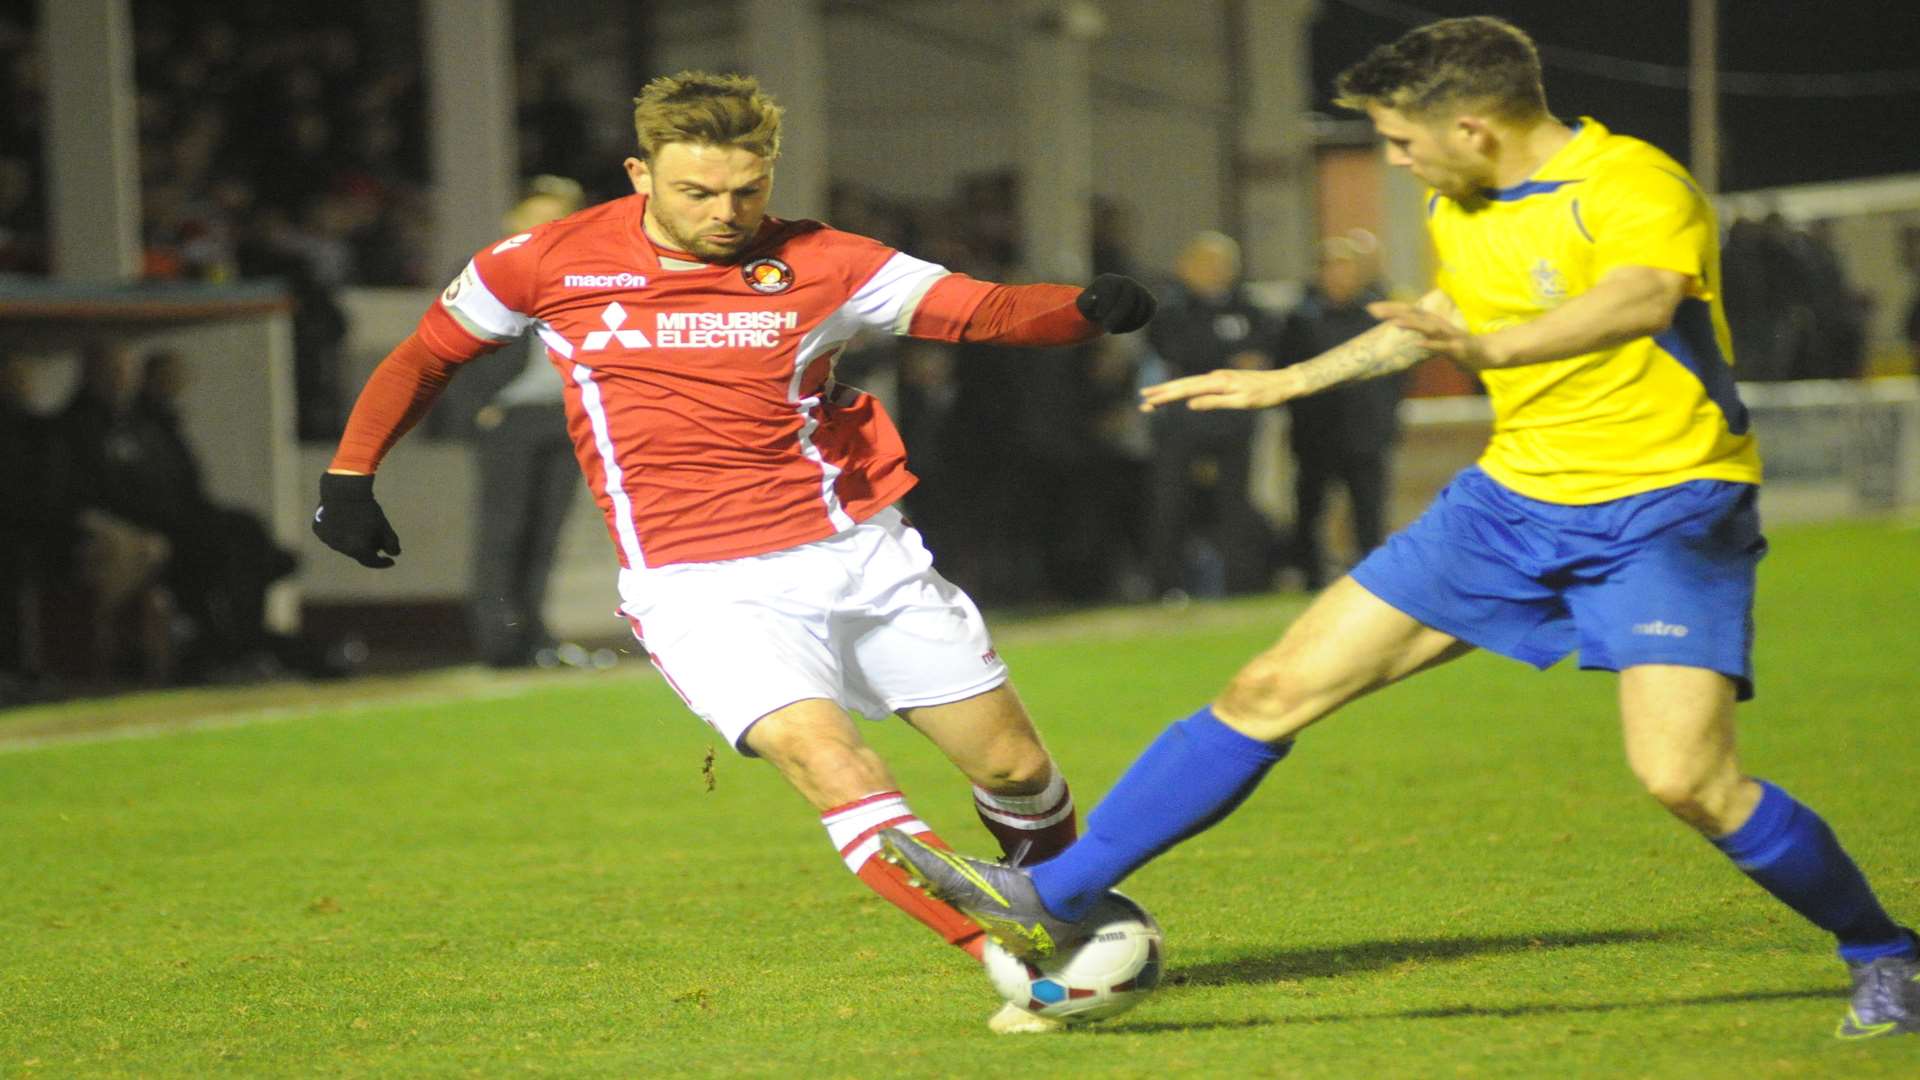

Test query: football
[981,891,1164,1024]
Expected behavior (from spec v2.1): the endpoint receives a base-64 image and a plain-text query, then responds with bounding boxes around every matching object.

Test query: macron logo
[564,272,648,289]
[582,302,653,350]
[1632,620,1690,638]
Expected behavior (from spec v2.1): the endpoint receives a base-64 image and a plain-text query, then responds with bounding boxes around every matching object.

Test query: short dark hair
[1334,16,1548,122]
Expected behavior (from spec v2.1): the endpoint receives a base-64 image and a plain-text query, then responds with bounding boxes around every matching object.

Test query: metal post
[743,0,831,221]
[1689,0,1720,193]
[1234,0,1320,282]
[39,0,141,281]
[423,0,517,278]
[1017,0,1103,283]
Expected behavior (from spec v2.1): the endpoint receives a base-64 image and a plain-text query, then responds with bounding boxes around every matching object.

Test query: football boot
[878,827,1083,961]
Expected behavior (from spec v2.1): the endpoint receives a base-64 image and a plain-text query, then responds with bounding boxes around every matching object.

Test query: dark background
[1312,0,1920,191]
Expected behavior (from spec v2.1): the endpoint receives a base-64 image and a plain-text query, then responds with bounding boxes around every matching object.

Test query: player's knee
[1635,764,1727,831]
[969,735,1054,793]
[1217,657,1317,741]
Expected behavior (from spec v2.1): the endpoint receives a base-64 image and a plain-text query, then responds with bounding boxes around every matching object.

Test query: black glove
[1075,273,1157,333]
[313,472,401,569]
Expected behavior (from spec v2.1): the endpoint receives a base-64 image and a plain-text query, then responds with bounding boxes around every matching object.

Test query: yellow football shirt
[1428,117,1763,503]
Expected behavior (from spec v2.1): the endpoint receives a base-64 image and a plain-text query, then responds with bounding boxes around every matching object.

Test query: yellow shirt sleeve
[1580,165,1715,296]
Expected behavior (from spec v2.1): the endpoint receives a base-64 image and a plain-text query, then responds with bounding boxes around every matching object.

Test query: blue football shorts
[1350,466,1766,700]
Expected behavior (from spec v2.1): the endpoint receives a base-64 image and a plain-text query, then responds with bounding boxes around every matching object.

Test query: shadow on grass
[1101,985,1840,1034]
[1171,928,1672,986]
[1334,985,1842,1023]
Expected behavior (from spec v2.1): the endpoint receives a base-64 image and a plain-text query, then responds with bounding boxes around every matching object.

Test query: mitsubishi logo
[582,302,653,350]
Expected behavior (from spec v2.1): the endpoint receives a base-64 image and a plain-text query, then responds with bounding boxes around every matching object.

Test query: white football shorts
[616,505,1009,754]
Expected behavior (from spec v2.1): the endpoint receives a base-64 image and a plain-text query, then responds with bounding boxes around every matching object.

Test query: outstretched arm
[1139,289,1453,412]
[906,273,1155,347]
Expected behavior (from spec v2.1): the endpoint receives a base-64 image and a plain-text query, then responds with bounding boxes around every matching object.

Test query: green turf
[3,519,1917,1077]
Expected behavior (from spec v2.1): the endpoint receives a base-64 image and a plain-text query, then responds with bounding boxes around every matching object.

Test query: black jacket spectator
[1279,283,1402,465]
[1144,233,1279,597]
[1275,238,1406,590]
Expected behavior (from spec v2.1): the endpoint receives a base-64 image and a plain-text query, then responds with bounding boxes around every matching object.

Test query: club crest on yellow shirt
[1530,258,1568,305]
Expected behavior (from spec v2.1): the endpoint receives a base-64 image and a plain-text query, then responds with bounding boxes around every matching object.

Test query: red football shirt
[421,195,988,569]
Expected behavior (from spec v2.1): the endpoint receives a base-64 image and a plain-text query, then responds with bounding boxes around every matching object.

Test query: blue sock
[1030,706,1291,920]
[1710,780,1913,963]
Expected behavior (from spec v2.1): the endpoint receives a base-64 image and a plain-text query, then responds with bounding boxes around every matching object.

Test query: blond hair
[631,71,783,162]
[503,174,586,232]
[1333,16,1548,123]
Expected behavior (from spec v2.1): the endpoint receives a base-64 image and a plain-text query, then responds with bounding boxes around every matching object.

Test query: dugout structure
[0,279,303,632]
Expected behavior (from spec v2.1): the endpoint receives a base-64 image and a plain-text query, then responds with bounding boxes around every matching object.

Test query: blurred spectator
[0,10,46,274]
[439,176,589,668]
[0,153,43,274]
[1722,212,1867,381]
[517,59,593,185]
[955,171,1022,272]
[1276,231,1404,590]
[1721,214,1799,380]
[1091,194,1139,279]
[892,341,963,549]
[1798,219,1868,380]
[60,343,315,683]
[1902,226,1920,373]
[1144,231,1277,599]
[887,183,1023,601]
[829,181,918,252]
[842,177,1144,606]
[1076,331,1154,601]
[3,351,172,693]
[2,354,98,694]
[235,204,352,440]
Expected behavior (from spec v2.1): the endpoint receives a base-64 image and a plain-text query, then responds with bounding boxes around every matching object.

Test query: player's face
[1367,105,1489,200]
[627,142,773,261]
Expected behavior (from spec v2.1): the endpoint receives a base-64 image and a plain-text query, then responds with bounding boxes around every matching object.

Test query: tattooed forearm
[1290,321,1432,396]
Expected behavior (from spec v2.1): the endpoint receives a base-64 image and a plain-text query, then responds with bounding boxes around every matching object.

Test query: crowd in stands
[0,8,44,277]
[0,3,613,440]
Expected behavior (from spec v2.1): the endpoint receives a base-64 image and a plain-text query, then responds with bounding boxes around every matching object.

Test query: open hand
[1367,300,1491,368]
[1139,367,1307,412]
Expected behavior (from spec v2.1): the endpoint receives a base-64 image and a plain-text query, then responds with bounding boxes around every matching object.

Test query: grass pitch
[3,519,1917,1077]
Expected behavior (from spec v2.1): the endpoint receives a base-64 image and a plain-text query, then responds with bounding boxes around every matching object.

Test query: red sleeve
[907,276,1101,346]
[327,324,493,473]
[417,300,501,358]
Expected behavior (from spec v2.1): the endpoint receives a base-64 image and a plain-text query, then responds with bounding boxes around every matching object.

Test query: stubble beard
[653,210,752,262]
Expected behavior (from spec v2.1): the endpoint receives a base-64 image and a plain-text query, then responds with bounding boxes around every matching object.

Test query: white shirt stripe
[569,362,647,569]
[781,251,950,532]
